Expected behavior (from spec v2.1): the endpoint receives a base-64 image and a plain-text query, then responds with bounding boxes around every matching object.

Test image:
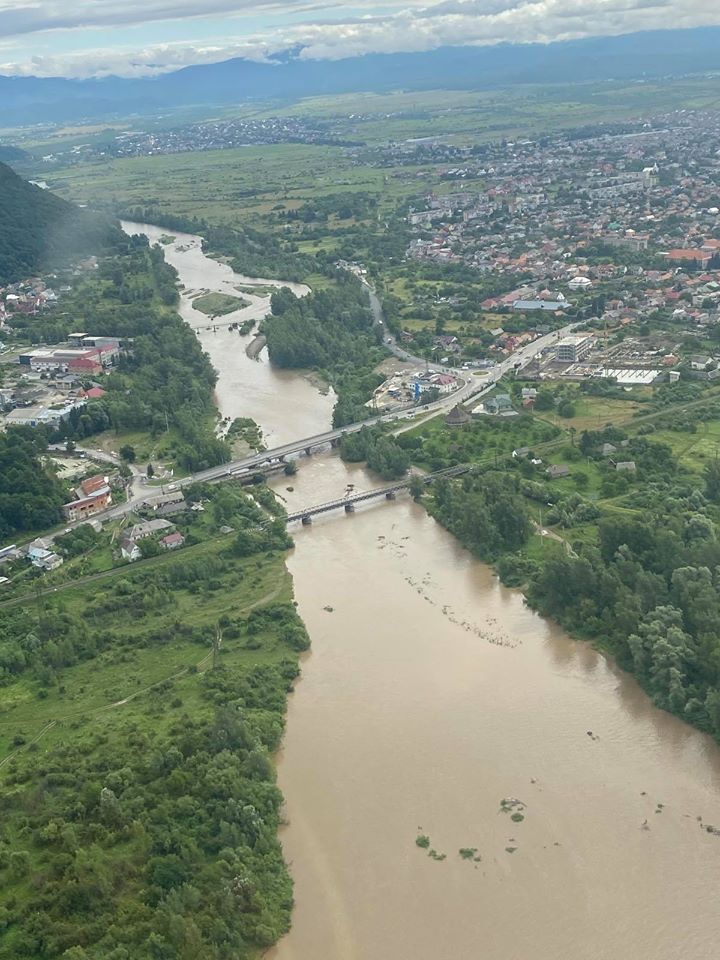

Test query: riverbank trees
[527,505,720,738]
[414,406,720,743]
[340,426,410,480]
[428,470,532,561]
[264,277,387,426]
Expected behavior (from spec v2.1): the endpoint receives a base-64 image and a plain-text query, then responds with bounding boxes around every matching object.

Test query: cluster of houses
[1,332,119,431]
[0,277,59,320]
[400,110,720,367]
[120,518,185,561]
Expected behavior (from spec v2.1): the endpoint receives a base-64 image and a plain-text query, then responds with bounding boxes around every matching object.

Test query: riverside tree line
[421,428,720,743]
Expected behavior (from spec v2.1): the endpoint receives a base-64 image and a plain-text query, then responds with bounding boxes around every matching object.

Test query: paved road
[92,317,573,523]
[365,283,461,376]
[48,443,147,514]
[46,286,576,536]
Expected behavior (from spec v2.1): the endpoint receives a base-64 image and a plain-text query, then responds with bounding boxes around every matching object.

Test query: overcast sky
[0,0,718,79]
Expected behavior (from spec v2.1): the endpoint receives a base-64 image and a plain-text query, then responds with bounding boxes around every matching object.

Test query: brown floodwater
[268,455,720,960]
[124,220,720,959]
[120,221,335,446]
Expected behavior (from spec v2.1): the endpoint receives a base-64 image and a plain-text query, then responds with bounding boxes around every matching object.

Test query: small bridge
[286,464,471,524]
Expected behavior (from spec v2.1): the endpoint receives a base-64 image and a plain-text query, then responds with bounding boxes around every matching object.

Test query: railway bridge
[286,464,472,525]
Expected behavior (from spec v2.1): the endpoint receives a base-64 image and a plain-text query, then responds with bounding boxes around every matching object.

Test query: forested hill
[0,162,119,284]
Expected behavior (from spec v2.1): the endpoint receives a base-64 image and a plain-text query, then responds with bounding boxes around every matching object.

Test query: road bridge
[65,317,577,531]
[285,464,472,524]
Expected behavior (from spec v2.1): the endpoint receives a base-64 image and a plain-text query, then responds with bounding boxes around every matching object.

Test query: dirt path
[0,579,287,768]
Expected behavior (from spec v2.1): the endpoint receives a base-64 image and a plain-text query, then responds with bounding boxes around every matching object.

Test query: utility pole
[212,625,222,671]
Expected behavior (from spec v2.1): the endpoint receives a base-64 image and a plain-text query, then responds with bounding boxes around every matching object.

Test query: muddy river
[125,221,720,960]
[120,221,335,446]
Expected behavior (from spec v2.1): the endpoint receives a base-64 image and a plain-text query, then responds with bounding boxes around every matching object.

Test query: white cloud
[0,0,719,77]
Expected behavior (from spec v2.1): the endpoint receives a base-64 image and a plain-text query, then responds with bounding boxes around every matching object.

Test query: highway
[88,315,575,527]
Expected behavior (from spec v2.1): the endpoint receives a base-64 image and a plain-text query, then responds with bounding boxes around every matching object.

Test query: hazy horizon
[1,0,719,80]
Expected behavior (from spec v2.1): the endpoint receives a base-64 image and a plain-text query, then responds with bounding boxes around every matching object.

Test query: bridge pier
[301,515,312,525]
[305,447,313,457]
[344,502,355,513]
[385,490,397,500]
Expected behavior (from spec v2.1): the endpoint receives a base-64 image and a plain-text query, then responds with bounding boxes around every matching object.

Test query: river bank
[120,221,336,446]
[269,455,720,960]
[123,221,720,960]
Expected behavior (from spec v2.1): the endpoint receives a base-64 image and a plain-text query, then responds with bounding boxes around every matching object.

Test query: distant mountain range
[1,27,719,126]
[0,163,118,283]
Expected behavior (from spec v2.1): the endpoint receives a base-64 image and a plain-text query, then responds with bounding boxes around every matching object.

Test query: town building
[483,394,513,415]
[63,476,113,521]
[161,532,185,550]
[555,335,595,363]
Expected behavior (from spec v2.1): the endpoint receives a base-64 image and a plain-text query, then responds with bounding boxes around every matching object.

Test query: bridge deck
[285,464,471,523]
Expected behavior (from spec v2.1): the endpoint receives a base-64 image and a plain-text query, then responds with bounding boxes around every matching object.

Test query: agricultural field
[651,419,720,470]
[399,410,561,472]
[536,394,647,432]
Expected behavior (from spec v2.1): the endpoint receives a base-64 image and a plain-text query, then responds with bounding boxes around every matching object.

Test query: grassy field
[41,144,413,228]
[652,420,720,469]
[192,291,249,316]
[0,532,292,762]
[538,395,646,432]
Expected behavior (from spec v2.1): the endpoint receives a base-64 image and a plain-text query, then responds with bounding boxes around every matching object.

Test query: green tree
[704,459,720,503]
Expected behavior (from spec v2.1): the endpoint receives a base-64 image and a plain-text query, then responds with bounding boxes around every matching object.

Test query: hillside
[0,162,119,284]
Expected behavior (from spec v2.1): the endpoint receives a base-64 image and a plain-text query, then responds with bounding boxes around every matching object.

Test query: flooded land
[125,221,720,960]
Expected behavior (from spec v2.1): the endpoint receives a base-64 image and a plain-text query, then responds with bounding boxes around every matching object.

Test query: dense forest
[264,278,386,426]
[429,470,532,562]
[7,237,230,472]
[0,482,303,958]
[0,428,68,540]
[0,163,119,284]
